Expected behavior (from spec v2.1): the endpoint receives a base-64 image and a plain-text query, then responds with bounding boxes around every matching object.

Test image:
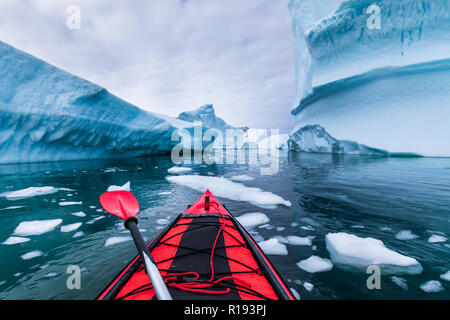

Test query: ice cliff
[288,0,450,156]
[0,41,203,164]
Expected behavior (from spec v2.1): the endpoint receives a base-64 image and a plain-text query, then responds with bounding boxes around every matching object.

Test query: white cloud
[0,0,296,130]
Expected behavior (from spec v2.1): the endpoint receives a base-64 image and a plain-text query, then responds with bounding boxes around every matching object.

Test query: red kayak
[97,190,295,300]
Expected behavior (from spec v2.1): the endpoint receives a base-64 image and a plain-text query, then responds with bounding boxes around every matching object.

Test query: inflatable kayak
[97,190,295,300]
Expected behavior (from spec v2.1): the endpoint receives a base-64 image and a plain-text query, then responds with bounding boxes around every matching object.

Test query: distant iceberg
[288,0,450,156]
[0,41,206,164]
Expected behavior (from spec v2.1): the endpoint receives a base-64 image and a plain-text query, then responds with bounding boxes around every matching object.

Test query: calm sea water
[0,152,449,299]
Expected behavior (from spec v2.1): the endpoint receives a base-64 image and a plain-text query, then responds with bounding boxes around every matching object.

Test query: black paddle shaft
[124,217,154,263]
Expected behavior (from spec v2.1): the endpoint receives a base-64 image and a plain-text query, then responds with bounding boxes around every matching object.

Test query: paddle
[100,190,172,300]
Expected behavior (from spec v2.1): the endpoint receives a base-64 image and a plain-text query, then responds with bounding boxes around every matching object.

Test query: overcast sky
[0,0,296,130]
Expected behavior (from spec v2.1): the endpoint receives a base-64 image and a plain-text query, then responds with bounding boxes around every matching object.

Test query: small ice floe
[89,206,96,209]
[0,186,74,200]
[0,281,6,286]
[71,211,86,217]
[303,282,314,292]
[14,219,63,236]
[86,216,105,224]
[440,271,450,282]
[60,223,82,233]
[380,227,392,232]
[297,256,333,273]
[96,209,103,212]
[257,238,288,255]
[59,201,82,206]
[229,175,255,182]
[2,236,30,245]
[236,212,270,229]
[207,172,215,176]
[351,225,365,229]
[44,272,58,278]
[156,218,169,225]
[73,231,85,238]
[325,233,423,275]
[286,236,314,246]
[21,250,44,260]
[159,192,172,195]
[105,236,132,247]
[290,288,300,300]
[395,230,419,241]
[166,175,291,208]
[167,166,192,174]
[14,273,23,277]
[258,224,273,230]
[428,234,447,243]
[301,226,314,231]
[391,276,408,290]
[276,226,285,232]
[420,280,444,293]
[107,181,130,192]
[0,206,25,211]
[300,217,321,227]
[290,222,299,227]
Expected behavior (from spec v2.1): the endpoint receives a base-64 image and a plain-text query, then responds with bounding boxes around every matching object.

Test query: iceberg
[178,104,233,133]
[288,0,450,156]
[325,233,423,275]
[0,41,207,164]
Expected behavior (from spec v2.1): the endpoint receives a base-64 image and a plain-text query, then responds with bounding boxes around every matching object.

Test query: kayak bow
[97,190,295,300]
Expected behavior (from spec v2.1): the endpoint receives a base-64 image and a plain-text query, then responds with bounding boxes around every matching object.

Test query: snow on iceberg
[236,212,270,229]
[166,175,291,208]
[325,233,423,275]
[178,104,233,133]
[288,0,450,157]
[0,41,208,164]
[13,219,63,236]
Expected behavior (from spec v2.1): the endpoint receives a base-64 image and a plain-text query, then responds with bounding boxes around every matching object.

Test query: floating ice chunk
[236,212,270,229]
[2,236,30,245]
[0,281,6,286]
[290,288,300,300]
[44,272,58,278]
[1,186,57,200]
[86,216,105,224]
[391,276,408,290]
[89,206,96,209]
[156,218,169,225]
[21,250,44,260]
[60,223,82,233]
[300,218,321,227]
[258,238,288,255]
[107,181,130,192]
[59,201,82,206]
[105,236,132,247]
[229,175,255,182]
[351,225,365,229]
[380,227,392,232]
[395,230,419,240]
[297,256,333,273]
[158,192,172,195]
[303,282,314,292]
[258,224,273,230]
[71,211,86,217]
[96,209,103,212]
[325,233,423,275]
[0,206,25,211]
[167,166,192,174]
[272,236,288,244]
[286,236,313,246]
[420,280,444,293]
[14,219,63,236]
[276,226,285,232]
[290,222,299,227]
[301,226,314,231]
[166,175,291,208]
[73,231,85,238]
[428,234,447,243]
[440,271,450,282]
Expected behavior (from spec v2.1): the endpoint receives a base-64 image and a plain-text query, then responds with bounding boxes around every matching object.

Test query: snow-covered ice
[14,219,63,236]
[167,166,193,174]
[60,223,82,233]
[166,175,291,208]
[71,211,86,217]
[257,238,288,256]
[20,250,44,260]
[297,256,333,273]
[229,175,255,182]
[395,230,419,241]
[236,212,270,229]
[59,201,82,206]
[107,181,131,192]
[105,236,132,247]
[420,280,444,293]
[428,234,447,243]
[2,236,30,245]
[325,233,423,275]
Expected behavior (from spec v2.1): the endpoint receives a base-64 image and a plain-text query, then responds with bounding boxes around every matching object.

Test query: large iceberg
[288,0,450,156]
[0,41,206,164]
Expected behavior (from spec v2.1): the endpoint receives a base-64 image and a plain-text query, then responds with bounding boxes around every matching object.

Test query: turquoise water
[0,152,449,299]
